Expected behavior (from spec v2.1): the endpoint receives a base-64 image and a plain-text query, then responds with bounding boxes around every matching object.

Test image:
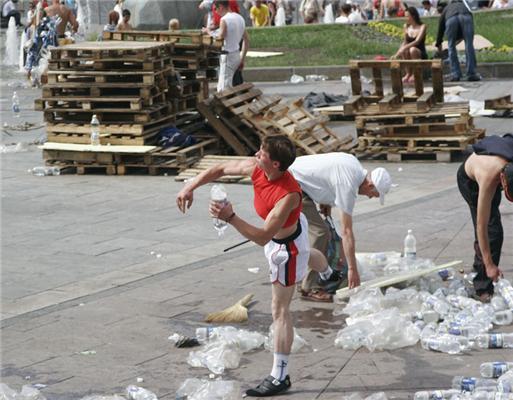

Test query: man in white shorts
[177,135,331,397]
[203,0,249,92]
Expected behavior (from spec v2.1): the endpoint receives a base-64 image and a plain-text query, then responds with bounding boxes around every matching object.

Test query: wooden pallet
[46,67,173,85]
[356,128,485,161]
[484,95,513,110]
[175,155,253,183]
[49,41,174,62]
[102,30,223,49]
[36,97,146,111]
[43,138,220,174]
[344,59,444,116]
[47,57,172,72]
[44,103,173,124]
[42,82,162,99]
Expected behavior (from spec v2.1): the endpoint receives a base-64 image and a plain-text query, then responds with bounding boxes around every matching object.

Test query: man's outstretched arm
[176,158,256,213]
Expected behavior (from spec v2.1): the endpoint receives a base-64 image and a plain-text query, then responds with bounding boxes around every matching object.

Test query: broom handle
[223,239,251,252]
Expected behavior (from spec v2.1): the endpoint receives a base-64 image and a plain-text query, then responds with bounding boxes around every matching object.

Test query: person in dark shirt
[435,0,480,82]
[457,134,513,302]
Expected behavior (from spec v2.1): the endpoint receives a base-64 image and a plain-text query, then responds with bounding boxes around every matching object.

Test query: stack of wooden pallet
[345,60,484,162]
[102,30,221,109]
[36,41,220,175]
[196,83,354,156]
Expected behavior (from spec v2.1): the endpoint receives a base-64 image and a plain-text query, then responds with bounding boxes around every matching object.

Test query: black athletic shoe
[245,375,291,397]
[318,269,344,294]
[467,74,481,82]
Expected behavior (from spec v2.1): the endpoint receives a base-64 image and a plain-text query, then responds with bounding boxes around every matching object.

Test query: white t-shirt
[289,153,367,216]
[335,14,349,23]
[3,0,15,16]
[221,12,245,53]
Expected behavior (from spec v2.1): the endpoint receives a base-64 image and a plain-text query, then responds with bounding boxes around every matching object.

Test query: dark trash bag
[157,127,196,148]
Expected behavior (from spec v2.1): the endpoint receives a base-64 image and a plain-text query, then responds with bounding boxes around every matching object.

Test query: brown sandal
[300,289,333,303]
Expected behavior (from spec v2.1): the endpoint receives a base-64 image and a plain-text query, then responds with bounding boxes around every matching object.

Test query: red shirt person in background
[211,0,239,28]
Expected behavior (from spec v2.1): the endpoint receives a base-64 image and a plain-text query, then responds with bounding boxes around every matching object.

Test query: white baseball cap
[371,168,392,205]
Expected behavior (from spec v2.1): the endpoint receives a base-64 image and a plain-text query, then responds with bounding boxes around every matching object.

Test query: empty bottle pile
[334,254,513,354]
[413,362,513,399]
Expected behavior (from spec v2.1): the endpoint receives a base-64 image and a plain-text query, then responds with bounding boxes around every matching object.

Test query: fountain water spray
[4,17,20,66]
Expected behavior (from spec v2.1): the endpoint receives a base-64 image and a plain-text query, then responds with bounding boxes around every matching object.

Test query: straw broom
[205,294,254,323]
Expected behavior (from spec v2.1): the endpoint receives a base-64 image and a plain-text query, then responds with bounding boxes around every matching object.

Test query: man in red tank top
[177,135,333,397]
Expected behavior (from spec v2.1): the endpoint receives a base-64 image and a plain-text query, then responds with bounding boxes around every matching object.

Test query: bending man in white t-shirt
[203,0,249,92]
[288,153,392,301]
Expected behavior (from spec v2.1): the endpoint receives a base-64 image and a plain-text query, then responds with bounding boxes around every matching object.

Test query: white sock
[270,353,289,381]
[319,265,333,280]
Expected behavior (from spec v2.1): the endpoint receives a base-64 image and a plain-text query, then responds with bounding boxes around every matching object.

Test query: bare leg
[271,283,295,354]
[408,47,421,83]
[308,248,329,273]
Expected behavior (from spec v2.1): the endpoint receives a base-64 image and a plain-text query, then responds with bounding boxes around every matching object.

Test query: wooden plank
[196,101,248,156]
[484,95,513,110]
[378,94,399,113]
[349,67,362,96]
[41,142,156,153]
[372,67,384,97]
[413,66,424,97]
[390,62,403,101]
[417,92,434,112]
[432,63,444,103]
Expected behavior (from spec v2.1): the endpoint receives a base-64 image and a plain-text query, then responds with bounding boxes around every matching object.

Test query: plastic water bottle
[414,389,461,400]
[425,295,451,316]
[451,376,497,391]
[126,385,157,400]
[475,333,513,349]
[195,327,215,343]
[471,392,513,400]
[447,324,483,339]
[12,91,20,118]
[498,371,513,393]
[404,229,417,259]
[480,362,513,378]
[210,184,228,236]
[495,280,513,309]
[491,296,509,312]
[90,114,100,146]
[421,335,469,354]
[492,310,513,326]
[28,166,61,176]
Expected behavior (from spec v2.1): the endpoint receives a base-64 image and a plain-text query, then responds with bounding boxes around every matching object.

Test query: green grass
[245,9,513,67]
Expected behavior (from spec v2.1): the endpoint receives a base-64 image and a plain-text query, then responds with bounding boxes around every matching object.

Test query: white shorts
[264,213,310,287]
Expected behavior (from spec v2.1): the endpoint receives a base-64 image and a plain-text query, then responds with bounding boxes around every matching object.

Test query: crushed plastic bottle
[491,296,509,312]
[425,295,452,316]
[28,166,61,176]
[492,310,513,326]
[404,229,417,259]
[210,184,228,236]
[90,114,101,146]
[305,74,328,82]
[175,378,240,400]
[290,74,305,84]
[187,339,242,374]
[265,324,310,353]
[0,384,47,400]
[126,385,158,400]
[452,376,497,392]
[498,370,513,393]
[495,280,513,309]
[12,91,20,118]
[421,334,470,354]
[195,326,265,352]
[475,333,513,349]
[470,392,513,400]
[480,362,513,378]
[414,389,461,400]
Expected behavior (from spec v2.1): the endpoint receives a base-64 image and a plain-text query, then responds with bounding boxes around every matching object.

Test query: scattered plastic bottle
[421,334,469,354]
[12,91,20,118]
[451,376,497,392]
[28,166,61,176]
[196,326,215,343]
[414,389,461,400]
[492,310,513,326]
[210,184,228,236]
[480,362,513,378]
[447,324,483,339]
[404,229,417,259]
[495,280,513,309]
[425,295,451,316]
[90,114,101,146]
[471,392,513,400]
[498,371,513,393]
[290,74,305,84]
[491,296,509,312]
[126,385,158,400]
[475,333,513,349]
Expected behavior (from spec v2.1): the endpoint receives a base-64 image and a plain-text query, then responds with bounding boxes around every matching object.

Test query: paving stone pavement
[1,67,513,399]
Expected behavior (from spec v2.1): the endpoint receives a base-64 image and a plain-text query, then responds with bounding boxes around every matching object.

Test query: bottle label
[492,362,507,377]
[12,104,20,113]
[405,251,416,259]
[449,327,462,336]
[461,377,476,391]
[432,390,443,400]
[489,334,503,348]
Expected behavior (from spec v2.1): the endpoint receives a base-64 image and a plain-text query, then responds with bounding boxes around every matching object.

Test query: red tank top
[252,167,302,228]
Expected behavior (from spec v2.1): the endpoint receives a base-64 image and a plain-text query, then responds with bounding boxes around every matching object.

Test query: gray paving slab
[2,66,513,399]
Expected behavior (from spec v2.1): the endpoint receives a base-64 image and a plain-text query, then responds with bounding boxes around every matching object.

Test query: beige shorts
[264,213,310,287]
